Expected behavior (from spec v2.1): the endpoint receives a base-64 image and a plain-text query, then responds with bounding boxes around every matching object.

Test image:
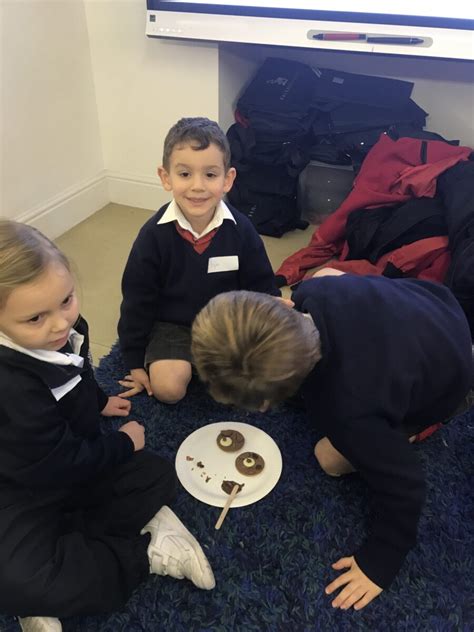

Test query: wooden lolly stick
[215,484,240,530]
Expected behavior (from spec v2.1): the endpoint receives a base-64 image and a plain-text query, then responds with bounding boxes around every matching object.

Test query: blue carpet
[2,344,473,631]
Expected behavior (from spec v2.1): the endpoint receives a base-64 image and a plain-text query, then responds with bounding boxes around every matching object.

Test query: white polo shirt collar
[157,199,236,239]
[0,328,84,367]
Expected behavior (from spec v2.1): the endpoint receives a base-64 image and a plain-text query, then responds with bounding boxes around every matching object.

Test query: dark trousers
[0,451,176,618]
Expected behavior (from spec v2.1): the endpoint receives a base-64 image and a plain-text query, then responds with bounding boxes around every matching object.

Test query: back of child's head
[162,117,231,171]
[0,220,70,309]
[192,290,320,410]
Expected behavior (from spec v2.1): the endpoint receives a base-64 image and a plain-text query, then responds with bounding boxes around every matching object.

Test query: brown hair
[192,290,321,410]
[0,220,70,309]
[162,117,231,171]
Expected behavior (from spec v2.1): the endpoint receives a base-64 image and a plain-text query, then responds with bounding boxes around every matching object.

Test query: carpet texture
[2,344,473,632]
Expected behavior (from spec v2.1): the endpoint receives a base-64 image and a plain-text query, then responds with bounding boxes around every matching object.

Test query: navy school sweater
[0,317,133,505]
[293,275,472,589]
[118,203,280,370]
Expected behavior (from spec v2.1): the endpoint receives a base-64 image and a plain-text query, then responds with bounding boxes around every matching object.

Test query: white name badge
[208,256,239,273]
[50,374,82,401]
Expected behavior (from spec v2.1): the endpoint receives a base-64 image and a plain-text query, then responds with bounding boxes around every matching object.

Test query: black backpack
[227,123,308,237]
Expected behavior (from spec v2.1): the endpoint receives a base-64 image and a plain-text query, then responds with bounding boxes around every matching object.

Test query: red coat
[277,135,472,285]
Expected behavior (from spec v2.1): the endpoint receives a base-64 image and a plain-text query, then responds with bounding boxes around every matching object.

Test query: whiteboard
[146,1,474,60]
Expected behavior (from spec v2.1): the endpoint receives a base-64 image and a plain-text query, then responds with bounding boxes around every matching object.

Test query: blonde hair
[192,290,321,409]
[0,220,70,309]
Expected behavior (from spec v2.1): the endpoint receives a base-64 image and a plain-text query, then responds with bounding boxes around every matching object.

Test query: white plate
[175,421,282,508]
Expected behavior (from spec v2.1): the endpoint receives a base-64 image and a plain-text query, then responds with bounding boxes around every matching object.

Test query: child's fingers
[325,573,350,596]
[331,557,353,570]
[115,400,131,414]
[119,374,152,397]
[325,562,354,596]
[327,557,383,610]
[117,379,145,396]
[118,386,141,398]
[331,583,358,609]
[353,592,376,610]
[335,584,367,610]
[138,377,153,397]
[141,376,152,394]
[114,407,130,416]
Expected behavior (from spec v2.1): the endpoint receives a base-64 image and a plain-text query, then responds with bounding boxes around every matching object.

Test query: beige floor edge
[55,203,313,363]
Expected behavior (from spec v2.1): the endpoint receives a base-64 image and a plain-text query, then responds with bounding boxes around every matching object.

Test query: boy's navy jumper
[293,275,472,589]
[119,202,279,370]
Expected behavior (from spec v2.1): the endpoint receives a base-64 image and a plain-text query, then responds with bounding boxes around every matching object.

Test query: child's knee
[314,442,341,477]
[314,438,353,477]
[149,373,190,404]
[149,361,191,404]
[151,381,187,404]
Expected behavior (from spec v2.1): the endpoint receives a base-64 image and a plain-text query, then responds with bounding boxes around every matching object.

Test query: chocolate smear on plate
[221,480,244,495]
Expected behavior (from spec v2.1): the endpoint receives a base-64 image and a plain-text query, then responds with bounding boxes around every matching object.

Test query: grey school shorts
[144,321,192,368]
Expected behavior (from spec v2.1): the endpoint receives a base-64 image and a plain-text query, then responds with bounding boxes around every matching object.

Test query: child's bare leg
[149,359,192,404]
[314,437,355,476]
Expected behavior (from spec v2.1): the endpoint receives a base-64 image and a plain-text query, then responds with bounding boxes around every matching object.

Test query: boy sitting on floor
[118,117,279,404]
[191,271,472,610]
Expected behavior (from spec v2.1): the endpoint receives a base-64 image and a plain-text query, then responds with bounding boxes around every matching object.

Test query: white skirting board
[15,172,109,240]
[107,171,169,212]
[14,171,168,239]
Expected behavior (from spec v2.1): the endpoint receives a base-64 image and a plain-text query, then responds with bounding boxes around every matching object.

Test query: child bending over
[118,116,279,404]
[191,273,472,610]
[0,220,214,632]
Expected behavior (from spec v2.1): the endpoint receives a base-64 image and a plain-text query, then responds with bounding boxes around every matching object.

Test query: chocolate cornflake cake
[216,429,245,452]
[235,452,265,476]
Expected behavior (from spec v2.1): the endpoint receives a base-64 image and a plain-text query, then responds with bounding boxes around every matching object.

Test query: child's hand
[118,368,153,397]
[101,396,131,417]
[119,421,145,451]
[325,556,382,611]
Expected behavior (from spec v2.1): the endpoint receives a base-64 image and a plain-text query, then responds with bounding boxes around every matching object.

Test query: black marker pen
[367,37,424,45]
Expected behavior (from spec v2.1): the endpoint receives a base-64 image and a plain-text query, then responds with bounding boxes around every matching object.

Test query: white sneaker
[19,617,62,632]
[141,505,215,590]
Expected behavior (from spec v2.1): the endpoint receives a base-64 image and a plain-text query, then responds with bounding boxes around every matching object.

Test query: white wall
[1,0,221,234]
[84,0,219,211]
[1,0,107,238]
[1,1,473,239]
